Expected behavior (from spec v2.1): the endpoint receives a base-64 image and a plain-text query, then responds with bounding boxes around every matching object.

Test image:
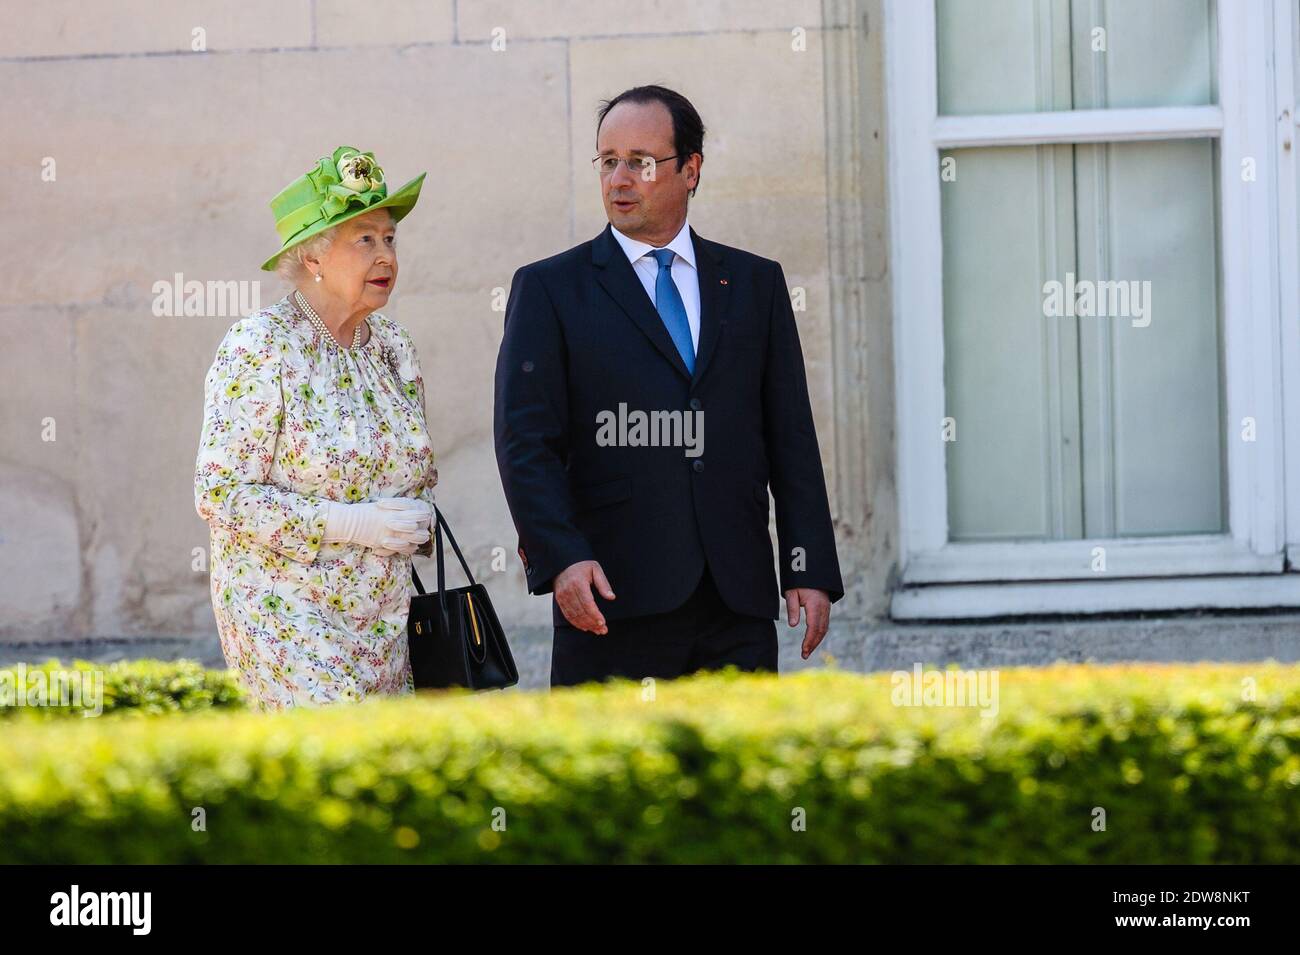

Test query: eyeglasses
[591,153,681,180]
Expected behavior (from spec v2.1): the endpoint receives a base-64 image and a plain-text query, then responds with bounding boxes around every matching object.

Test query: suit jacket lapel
[592,223,692,382]
[689,227,728,388]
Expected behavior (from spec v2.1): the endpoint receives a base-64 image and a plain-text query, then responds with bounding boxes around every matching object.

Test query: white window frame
[1278,0,1300,572]
[883,0,1297,618]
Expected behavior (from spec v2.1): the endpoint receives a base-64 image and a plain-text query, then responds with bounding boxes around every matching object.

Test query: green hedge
[0,663,1297,863]
[0,659,246,720]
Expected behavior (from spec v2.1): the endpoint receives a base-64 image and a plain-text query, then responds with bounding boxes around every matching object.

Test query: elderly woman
[195,145,438,711]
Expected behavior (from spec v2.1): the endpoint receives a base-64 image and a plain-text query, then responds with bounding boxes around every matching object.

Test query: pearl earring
[314,273,322,283]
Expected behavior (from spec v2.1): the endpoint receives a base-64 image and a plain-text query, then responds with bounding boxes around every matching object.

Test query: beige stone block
[0,306,78,476]
[3,0,312,58]
[782,271,837,476]
[1,41,570,309]
[73,304,218,636]
[315,0,455,46]
[0,301,200,639]
[457,0,824,41]
[0,460,82,641]
[381,290,501,455]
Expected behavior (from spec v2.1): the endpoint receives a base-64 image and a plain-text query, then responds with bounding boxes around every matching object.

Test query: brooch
[379,342,401,378]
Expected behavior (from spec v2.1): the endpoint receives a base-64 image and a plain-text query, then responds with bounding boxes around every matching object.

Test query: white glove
[372,499,433,556]
[322,498,432,557]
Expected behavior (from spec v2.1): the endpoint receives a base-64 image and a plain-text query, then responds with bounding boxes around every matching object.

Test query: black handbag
[407,507,518,691]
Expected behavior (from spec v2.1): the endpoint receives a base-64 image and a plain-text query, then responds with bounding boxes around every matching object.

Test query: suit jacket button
[692,459,704,472]
[689,398,702,411]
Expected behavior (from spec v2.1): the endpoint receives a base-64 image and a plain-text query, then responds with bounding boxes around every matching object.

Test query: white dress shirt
[609,217,701,353]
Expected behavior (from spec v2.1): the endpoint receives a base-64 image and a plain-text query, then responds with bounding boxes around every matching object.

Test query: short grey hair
[274,227,337,285]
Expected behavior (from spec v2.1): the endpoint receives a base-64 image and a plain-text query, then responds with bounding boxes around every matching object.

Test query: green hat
[261,145,425,271]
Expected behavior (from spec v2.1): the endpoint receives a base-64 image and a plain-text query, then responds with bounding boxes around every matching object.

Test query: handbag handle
[411,507,483,659]
[411,505,477,597]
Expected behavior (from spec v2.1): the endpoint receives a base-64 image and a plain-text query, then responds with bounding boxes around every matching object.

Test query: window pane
[940,139,1225,542]
[1074,138,1225,537]
[941,144,1080,540]
[936,0,1217,115]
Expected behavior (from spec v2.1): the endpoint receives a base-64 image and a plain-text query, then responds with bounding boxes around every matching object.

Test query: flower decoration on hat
[337,149,386,193]
[305,146,389,222]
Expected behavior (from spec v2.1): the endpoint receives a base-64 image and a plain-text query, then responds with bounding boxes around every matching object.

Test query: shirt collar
[610,217,696,271]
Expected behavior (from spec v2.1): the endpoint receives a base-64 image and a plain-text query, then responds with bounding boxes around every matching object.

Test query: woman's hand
[372,497,433,557]
[322,498,432,556]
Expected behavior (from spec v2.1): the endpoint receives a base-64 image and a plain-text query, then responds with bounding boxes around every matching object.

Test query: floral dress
[194,293,438,712]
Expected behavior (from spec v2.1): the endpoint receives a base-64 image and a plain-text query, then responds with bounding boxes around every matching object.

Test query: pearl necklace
[294,289,364,348]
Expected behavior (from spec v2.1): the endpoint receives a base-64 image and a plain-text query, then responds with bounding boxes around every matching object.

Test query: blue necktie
[650,248,695,374]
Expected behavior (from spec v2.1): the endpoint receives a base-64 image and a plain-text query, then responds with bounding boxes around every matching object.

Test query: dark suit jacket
[493,222,843,626]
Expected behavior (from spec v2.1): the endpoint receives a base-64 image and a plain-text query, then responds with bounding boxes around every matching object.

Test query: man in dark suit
[494,84,843,688]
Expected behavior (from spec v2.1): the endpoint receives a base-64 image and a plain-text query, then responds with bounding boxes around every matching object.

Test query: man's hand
[785,588,831,659]
[555,560,616,635]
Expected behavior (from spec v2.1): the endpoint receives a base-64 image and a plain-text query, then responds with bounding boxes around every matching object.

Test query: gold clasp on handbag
[466,593,482,647]
[414,621,422,635]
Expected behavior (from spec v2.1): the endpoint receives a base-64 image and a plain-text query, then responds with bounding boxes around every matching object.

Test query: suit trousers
[549,564,778,688]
